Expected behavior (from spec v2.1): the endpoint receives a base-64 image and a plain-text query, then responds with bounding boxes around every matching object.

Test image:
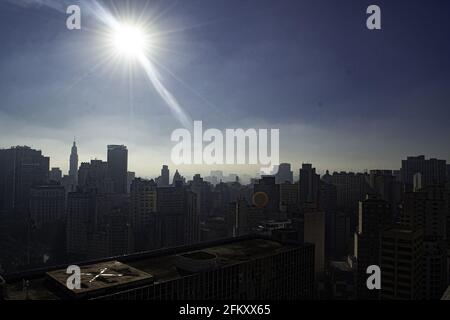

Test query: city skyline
[1,0,450,177]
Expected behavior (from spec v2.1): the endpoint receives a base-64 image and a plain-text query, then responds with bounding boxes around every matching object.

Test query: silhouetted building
[130,178,158,251]
[319,179,338,259]
[354,194,392,299]
[49,168,62,183]
[157,165,170,187]
[127,171,135,193]
[299,164,319,205]
[78,160,113,193]
[303,205,325,278]
[189,174,212,220]
[69,140,78,185]
[0,146,49,211]
[29,185,65,228]
[172,169,185,185]
[401,156,447,192]
[380,226,424,300]
[107,145,128,194]
[254,176,280,214]
[279,182,299,215]
[402,185,449,300]
[156,182,199,247]
[275,163,293,184]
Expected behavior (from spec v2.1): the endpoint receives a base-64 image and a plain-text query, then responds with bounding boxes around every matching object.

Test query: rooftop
[3,236,298,300]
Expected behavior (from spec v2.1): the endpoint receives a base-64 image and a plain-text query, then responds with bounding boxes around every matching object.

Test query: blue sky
[0,0,449,177]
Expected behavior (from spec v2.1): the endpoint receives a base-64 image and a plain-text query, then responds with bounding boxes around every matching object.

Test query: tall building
[49,168,62,183]
[127,171,135,193]
[66,191,96,259]
[172,169,185,185]
[156,182,198,247]
[29,185,65,228]
[326,171,371,234]
[354,194,392,299]
[189,174,212,220]
[380,227,424,300]
[303,206,325,277]
[69,140,78,185]
[275,163,293,184]
[130,178,158,251]
[299,164,319,205]
[107,145,128,194]
[78,160,113,193]
[0,146,49,211]
[402,185,449,300]
[279,182,299,215]
[157,165,170,187]
[319,179,338,259]
[401,156,447,191]
[253,176,280,215]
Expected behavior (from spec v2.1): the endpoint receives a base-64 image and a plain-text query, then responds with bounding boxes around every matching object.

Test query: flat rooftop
[3,236,297,300]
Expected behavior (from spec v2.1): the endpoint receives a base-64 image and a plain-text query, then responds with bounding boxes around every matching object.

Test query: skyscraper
[402,186,449,300]
[158,165,170,187]
[299,163,319,205]
[107,145,128,194]
[354,194,392,299]
[69,140,78,185]
[401,156,447,192]
[49,167,62,183]
[380,227,424,300]
[275,163,293,184]
[0,146,49,211]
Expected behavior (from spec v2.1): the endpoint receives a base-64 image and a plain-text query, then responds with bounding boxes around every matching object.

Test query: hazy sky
[0,0,449,178]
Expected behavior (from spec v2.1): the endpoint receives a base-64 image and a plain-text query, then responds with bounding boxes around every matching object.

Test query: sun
[112,23,148,58]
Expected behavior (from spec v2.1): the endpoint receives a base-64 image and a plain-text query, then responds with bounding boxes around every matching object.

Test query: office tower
[158,165,170,187]
[66,191,96,260]
[94,193,133,258]
[354,194,392,299]
[303,205,325,277]
[69,140,78,185]
[275,163,293,184]
[369,170,402,219]
[189,174,212,220]
[172,169,185,185]
[279,181,299,215]
[0,146,49,211]
[299,164,319,205]
[4,236,315,300]
[107,145,128,194]
[49,168,62,183]
[334,211,351,258]
[380,227,424,300]
[253,176,280,215]
[228,197,264,237]
[127,171,135,193]
[319,179,338,259]
[78,160,113,193]
[29,185,65,228]
[326,171,372,235]
[402,185,449,300]
[130,178,157,251]
[156,182,198,247]
[401,156,447,192]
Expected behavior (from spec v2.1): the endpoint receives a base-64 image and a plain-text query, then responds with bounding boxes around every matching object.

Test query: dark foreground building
[1,235,315,300]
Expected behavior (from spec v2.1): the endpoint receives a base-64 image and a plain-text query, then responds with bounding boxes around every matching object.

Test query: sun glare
[112,24,147,58]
